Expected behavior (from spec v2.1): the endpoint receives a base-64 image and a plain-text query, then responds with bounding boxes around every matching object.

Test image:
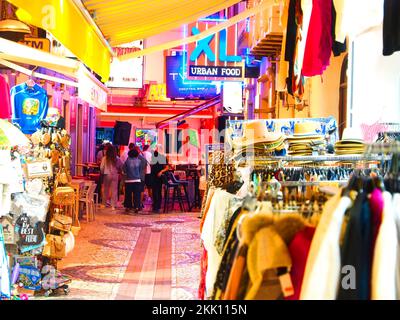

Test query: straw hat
[287,122,323,140]
[340,127,364,143]
[234,121,284,147]
[335,127,365,155]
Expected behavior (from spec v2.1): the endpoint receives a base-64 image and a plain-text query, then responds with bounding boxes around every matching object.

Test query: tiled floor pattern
[43,205,201,300]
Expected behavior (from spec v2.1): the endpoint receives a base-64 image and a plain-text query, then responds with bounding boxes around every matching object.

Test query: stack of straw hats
[335,127,365,155]
[286,122,326,156]
[233,121,285,156]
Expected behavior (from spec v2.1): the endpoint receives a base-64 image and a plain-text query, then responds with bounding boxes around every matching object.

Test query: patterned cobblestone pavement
[40,206,201,300]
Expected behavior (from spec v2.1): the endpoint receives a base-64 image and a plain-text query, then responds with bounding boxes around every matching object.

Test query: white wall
[144,28,184,84]
[350,25,400,129]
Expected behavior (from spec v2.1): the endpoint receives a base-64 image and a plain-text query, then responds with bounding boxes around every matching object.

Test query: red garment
[285,226,316,300]
[0,75,12,119]
[302,0,333,77]
[198,245,208,300]
[368,188,383,296]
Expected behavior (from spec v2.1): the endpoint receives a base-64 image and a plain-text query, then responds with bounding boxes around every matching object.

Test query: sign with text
[166,54,218,99]
[19,37,51,52]
[147,83,170,101]
[107,40,144,89]
[78,66,108,111]
[189,65,243,78]
[187,21,243,81]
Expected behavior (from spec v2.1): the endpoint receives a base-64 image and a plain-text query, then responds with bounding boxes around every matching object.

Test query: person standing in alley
[142,144,153,204]
[123,148,146,213]
[150,148,169,213]
[100,144,123,211]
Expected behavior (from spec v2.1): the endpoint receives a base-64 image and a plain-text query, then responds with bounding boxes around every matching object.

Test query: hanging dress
[302,0,333,77]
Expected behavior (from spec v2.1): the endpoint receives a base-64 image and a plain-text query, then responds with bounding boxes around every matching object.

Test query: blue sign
[189,27,242,63]
[166,54,218,100]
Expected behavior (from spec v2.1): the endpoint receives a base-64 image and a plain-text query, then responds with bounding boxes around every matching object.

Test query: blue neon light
[166,53,219,99]
[198,18,228,22]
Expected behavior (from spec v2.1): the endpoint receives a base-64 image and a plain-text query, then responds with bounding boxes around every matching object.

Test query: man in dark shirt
[150,150,169,213]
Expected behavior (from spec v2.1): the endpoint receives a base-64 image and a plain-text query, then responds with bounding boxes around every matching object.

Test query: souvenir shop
[0,38,104,299]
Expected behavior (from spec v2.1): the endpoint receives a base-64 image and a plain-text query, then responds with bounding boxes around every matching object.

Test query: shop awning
[6,0,113,82]
[81,0,242,46]
[0,37,109,111]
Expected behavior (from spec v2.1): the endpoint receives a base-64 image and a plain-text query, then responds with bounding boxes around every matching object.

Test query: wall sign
[187,21,243,81]
[166,53,218,99]
[19,37,51,52]
[147,84,170,101]
[189,65,243,78]
[78,66,108,111]
[107,40,144,89]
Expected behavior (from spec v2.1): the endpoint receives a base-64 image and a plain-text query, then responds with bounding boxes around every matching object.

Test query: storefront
[0,6,107,298]
[0,0,399,303]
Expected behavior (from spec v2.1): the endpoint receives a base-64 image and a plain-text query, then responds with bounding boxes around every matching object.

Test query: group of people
[96,142,169,213]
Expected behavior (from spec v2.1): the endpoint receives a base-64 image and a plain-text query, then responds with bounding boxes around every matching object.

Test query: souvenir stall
[0,77,76,300]
[198,116,398,300]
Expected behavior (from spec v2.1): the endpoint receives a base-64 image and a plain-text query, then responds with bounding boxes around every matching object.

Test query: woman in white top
[100,145,123,210]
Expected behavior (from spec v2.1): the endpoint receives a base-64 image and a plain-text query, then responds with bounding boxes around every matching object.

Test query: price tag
[279,273,295,297]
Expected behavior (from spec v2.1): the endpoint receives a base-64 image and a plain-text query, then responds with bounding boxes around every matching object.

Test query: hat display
[286,122,326,156]
[233,121,285,156]
[335,127,365,155]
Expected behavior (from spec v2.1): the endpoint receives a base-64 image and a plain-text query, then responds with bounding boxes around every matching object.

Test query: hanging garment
[201,189,237,298]
[0,75,12,120]
[11,83,49,134]
[198,246,208,300]
[284,0,299,94]
[200,187,216,231]
[277,0,290,91]
[213,208,245,299]
[371,192,398,300]
[369,188,384,270]
[245,225,292,300]
[383,0,400,56]
[300,192,352,299]
[285,226,316,300]
[224,245,249,300]
[302,0,333,77]
[295,0,313,81]
[337,192,372,300]
[333,0,347,43]
[331,0,347,57]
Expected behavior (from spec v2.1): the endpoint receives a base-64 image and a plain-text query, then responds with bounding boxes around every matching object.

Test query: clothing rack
[279,180,348,187]
[365,142,400,154]
[237,154,391,163]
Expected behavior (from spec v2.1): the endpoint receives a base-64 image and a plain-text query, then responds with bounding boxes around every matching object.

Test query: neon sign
[189,28,242,63]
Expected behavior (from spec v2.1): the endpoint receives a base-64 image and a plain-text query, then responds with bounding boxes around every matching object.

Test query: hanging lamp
[0,1,30,41]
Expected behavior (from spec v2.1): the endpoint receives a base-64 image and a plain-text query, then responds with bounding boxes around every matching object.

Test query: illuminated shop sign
[166,53,218,99]
[189,65,242,78]
[107,40,143,89]
[187,21,243,81]
[19,37,50,52]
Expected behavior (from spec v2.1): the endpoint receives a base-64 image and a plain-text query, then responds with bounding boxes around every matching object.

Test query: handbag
[50,213,72,232]
[42,234,66,259]
[64,231,75,255]
[53,187,75,206]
